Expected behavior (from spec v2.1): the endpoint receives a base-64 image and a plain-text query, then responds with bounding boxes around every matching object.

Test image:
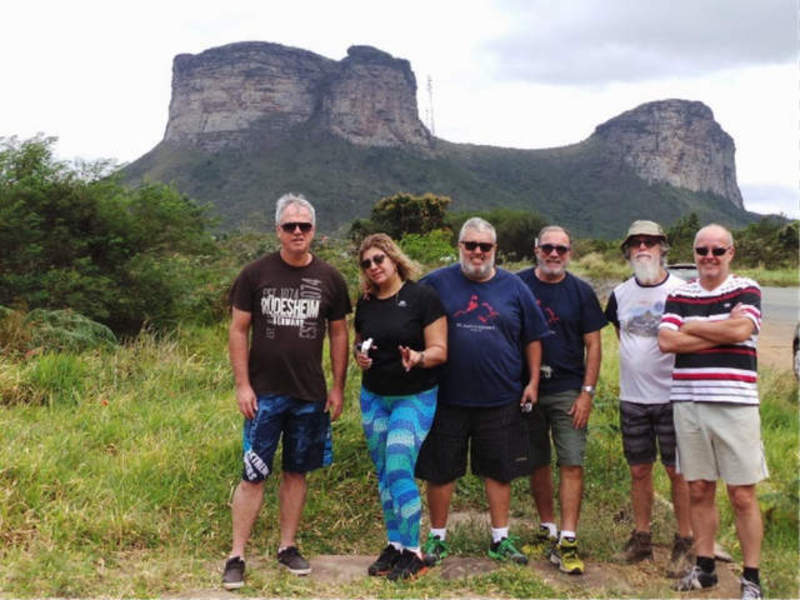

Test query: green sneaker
[488,535,528,565]
[549,537,584,574]
[422,533,449,566]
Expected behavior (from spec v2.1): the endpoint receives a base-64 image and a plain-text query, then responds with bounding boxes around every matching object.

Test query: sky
[3,0,798,217]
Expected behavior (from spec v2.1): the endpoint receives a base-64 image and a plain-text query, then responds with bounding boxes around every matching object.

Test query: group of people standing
[221,193,767,600]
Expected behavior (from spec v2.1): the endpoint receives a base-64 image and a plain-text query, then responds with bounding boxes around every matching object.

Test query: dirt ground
[758,318,793,372]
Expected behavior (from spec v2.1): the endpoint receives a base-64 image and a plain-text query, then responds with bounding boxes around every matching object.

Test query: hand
[520,382,538,411]
[568,391,592,429]
[398,345,423,372]
[729,302,748,320]
[325,387,344,422]
[354,347,374,370]
[236,384,258,419]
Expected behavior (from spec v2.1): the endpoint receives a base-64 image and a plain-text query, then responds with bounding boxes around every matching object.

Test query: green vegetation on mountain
[123,131,761,239]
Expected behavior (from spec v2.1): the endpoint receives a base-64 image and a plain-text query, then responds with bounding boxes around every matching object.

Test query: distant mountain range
[123,42,760,238]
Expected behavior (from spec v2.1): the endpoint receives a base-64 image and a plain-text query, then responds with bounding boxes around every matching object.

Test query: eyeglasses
[626,237,659,249]
[694,246,730,257]
[360,254,386,269]
[460,241,495,252]
[280,222,313,233]
[538,243,570,255]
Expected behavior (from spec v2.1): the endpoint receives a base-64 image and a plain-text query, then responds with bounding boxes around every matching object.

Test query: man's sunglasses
[538,244,570,255]
[280,222,313,233]
[360,254,386,269]
[694,246,730,257]
[460,241,495,252]
[626,237,659,249]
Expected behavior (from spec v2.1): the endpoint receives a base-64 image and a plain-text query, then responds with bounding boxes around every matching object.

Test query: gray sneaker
[277,546,312,575]
[666,534,695,577]
[674,565,718,591]
[222,556,245,590]
[740,578,763,600]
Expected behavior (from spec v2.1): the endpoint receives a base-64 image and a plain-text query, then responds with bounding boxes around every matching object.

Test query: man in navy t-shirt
[415,217,550,567]
[517,225,607,575]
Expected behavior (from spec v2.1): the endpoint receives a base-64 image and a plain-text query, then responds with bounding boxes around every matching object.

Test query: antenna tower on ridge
[426,75,435,137]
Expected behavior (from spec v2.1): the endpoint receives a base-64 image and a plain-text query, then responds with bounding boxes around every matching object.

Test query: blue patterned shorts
[241,394,332,482]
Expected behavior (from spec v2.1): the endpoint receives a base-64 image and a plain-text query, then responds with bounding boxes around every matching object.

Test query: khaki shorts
[526,389,587,467]
[673,402,769,485]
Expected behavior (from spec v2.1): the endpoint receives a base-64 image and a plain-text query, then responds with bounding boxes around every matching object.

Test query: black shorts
[414,401,531,484]
[620,401,677,467]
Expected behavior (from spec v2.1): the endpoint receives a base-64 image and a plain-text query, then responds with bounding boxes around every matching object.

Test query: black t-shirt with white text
[229,252,352,402]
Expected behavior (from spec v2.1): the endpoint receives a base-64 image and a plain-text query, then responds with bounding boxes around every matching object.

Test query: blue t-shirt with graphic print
[516,268,608,395]
[420,264,550,407]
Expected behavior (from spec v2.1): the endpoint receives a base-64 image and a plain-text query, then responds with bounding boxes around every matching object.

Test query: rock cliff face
[592,100,743,208]
[163,42,431,150]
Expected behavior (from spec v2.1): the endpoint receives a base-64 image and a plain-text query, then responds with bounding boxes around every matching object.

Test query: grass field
[1,321,797,598]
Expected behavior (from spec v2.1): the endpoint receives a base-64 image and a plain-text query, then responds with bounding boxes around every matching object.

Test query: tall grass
[0,323,797,597]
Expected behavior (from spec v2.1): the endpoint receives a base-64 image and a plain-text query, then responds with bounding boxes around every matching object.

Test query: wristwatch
[581,385,595,397]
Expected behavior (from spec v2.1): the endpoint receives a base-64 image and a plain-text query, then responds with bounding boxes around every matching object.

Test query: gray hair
[535,225,571,247]
[275,193,316,227]
[459,217,497,243]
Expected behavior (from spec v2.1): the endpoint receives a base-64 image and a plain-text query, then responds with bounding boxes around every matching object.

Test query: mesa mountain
[123,42,759,238]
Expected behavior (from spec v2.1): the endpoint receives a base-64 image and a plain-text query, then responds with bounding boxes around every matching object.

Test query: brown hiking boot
[617,530,653,563]
[666,533,695,577]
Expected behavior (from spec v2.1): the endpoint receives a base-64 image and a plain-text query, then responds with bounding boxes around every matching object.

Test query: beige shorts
[673,402,769,486]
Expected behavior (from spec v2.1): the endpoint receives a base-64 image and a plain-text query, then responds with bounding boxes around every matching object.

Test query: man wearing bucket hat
[604,220,694,576]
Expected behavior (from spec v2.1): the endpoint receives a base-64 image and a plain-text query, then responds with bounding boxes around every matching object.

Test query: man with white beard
[603,220,694,576]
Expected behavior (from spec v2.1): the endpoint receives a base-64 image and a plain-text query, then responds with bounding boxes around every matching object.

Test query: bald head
[694,224,733,248]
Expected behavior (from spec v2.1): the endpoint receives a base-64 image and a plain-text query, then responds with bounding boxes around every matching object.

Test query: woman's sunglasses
[694,246,730,257]
[280,222,313,233]
[360,254,386,269]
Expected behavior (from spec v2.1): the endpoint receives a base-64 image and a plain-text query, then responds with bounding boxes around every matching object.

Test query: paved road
[759,286,798,372]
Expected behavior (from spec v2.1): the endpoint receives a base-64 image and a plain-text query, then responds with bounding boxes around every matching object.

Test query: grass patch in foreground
[0,324,797,597]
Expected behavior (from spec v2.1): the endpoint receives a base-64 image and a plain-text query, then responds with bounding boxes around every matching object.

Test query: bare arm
[569,329,601,429]
[658,327,721,354]
[326,318,349,421]
[229,307,257,419]
[521,339,542,407]
[399,315,447,371]
[680,307,756,345]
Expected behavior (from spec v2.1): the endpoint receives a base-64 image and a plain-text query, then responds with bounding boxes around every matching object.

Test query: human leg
[279,471,307,548]
[231,480,265,558]
[558,465,584,533]
[688,479,717,559]
[630,462,654,532]
[384,388,437,548]
[727,484,762,569]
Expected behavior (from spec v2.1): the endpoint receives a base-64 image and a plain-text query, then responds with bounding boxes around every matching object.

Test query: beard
[536,256,566,278]
[460,254,495,281]
[631,255,662,284]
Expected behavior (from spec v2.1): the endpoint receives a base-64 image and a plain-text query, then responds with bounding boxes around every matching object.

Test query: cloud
[483,0,796,84]
[741,184,800,218]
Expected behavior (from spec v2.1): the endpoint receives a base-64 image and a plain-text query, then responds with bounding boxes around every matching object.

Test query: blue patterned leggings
[360,385,437,549]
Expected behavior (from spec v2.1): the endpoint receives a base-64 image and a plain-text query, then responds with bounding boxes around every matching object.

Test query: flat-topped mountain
[124,42,758,237]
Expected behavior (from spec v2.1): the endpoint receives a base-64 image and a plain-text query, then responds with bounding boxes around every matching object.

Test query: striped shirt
[659,274,761,405]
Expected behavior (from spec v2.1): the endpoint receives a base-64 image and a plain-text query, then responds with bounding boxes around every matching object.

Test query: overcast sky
[3,0,797,217]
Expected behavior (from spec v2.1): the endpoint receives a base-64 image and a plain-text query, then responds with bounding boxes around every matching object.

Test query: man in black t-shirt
[221,194,351,589]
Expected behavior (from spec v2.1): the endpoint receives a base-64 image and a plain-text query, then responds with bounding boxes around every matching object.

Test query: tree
[370,192,452,239]
[0,135,218,334]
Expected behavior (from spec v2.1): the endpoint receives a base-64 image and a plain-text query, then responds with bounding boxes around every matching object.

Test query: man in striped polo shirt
[658,224,767,600]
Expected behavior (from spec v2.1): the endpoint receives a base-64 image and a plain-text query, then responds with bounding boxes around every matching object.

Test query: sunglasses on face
[538,243,570,256]
[460,241,495,252]
[694,246,730,257]
[280,222,313,233]
[626,237,659,249]
[360,254,386,269]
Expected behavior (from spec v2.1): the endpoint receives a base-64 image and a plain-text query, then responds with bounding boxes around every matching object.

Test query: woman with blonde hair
[354,233,447,581]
